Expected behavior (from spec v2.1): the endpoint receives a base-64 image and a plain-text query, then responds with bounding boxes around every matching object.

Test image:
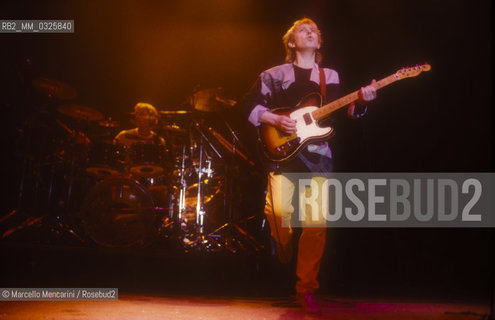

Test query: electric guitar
[259,63,431,162]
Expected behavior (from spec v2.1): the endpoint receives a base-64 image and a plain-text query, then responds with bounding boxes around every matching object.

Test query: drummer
[114,102,165,148]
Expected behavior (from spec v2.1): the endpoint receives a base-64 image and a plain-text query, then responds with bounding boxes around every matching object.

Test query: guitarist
[243,18,377,313]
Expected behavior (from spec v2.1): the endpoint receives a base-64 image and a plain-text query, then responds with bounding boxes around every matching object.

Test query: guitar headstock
[395,63,431,79]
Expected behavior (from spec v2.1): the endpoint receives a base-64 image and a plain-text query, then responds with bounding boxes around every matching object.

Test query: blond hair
[134,102,159,125]
[282,18,322,64]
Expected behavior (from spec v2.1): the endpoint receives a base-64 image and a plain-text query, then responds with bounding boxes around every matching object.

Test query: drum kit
[4,78,263,253]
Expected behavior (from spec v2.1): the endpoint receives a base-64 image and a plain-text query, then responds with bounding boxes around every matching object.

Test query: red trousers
[264,173,327,293]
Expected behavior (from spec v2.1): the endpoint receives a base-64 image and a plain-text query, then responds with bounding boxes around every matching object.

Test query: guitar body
[259,92,334,162]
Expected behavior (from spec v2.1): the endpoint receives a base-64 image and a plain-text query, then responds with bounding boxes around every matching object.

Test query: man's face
[290,23,320,51]
[135,110,155,128]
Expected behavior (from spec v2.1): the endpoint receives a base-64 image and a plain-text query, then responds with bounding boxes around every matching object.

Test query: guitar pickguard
[260,95,334,162]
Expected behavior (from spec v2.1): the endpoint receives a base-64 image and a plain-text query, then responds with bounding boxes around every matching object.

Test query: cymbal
[57,104,104,121]
[158,110,194,115]
[192,88,237,112]
[160,124,187,133]
[32,77,77,100]
[98,118,120,128]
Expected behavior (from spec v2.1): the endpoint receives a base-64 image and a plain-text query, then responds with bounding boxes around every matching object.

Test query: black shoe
[296,291,322,314]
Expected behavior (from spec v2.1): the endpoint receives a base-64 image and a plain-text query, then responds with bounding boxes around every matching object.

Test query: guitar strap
[319,67,326,102]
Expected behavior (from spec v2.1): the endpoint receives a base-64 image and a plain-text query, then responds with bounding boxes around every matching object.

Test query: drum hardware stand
[15,113,38,214]
[195,130,206,234]
[31,157,86,244]
[192,121,222,230]
[172,144,188,227]
[3,114,44,224]
[177,144,187,225]
[16,135,30,212]
[204,120,263,253]
[65,158,76,213]
[177,121,224,251]
[2,115,85,244]
[0,213,86,244]
[58,117,90,216]
[190,120,223,161]
[175,140,197,246]
[2,113,39,236]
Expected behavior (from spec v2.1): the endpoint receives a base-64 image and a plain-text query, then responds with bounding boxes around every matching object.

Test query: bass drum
[81,177,158,247]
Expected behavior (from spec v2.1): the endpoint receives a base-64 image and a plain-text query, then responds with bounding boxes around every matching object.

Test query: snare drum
[85,142,123,178]
[127,142,166,178]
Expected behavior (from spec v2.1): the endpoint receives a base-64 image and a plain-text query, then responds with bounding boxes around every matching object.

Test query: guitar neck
[312,73,399,121]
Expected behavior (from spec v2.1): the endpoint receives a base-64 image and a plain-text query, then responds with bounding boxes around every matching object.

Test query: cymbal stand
[195,132,206,234]
[2,112,84,244]
[1,115,34,237]
[41,122,85,243]
[206,120,263,253]
[179,121,223,250]
[177,144,187,223]
[192,121,223,160]
[16,124,32,213]
[8,112,49,217]
[224,120,238,221]
[61,117,90,215]
[193,121,222,234]
[65,158,76,213]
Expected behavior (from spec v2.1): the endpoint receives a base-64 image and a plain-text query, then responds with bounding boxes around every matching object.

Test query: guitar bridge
[275,138,300,155]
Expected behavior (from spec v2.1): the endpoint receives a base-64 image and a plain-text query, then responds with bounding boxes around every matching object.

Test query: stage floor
[0,295,490,320]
